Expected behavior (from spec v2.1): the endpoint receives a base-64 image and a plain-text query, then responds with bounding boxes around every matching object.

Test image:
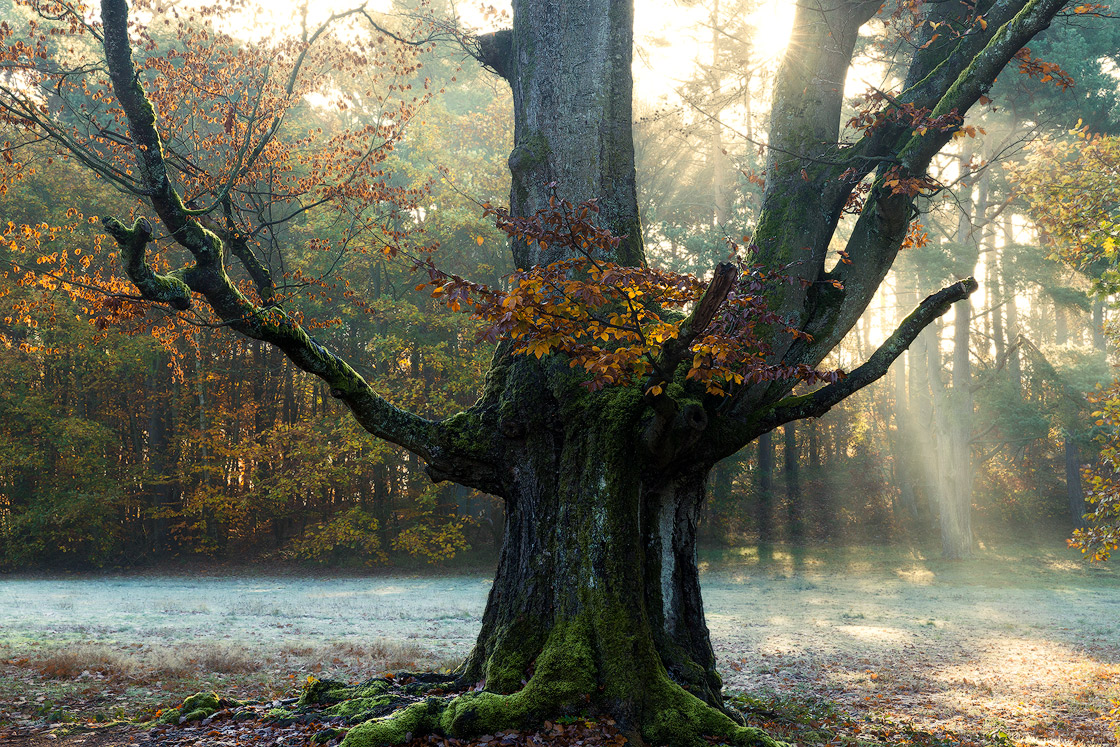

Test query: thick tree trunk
[341,358,772,746]
[457,358,723,708]
[497,0,642,267]
[428,7,763,734]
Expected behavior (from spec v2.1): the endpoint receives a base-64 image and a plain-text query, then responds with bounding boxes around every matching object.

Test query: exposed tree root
[296,616,787,747]
[153,667,789,747]
[334,685,787,747]
[294,668,788,747]
[636,680,788,747]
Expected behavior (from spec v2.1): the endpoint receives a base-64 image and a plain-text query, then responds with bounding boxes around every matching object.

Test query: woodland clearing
[1,540,1117,747]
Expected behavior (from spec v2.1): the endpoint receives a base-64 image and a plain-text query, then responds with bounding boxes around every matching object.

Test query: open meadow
[1,541,1118,747]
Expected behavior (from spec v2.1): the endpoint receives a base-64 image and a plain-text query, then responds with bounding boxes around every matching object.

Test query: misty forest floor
[0,538,1118,747]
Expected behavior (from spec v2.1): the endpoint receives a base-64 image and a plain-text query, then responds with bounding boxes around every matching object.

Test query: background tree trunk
[755,431,773,543]
[784,424,802,541]
[1065,435,1087,529]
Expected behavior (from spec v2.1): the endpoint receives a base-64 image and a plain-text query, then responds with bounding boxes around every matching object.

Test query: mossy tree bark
[91,0,1073,743]
[446,358,735,737]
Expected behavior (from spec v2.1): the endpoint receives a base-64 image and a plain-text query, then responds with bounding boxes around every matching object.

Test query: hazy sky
[208,0,795,104]
[633,1,795,102]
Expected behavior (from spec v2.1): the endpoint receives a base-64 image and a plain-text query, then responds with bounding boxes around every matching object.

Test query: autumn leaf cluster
[0,0,443,346]
[1010,130,1120,292]
[1072,382,1120,562]
[416,191,840,396]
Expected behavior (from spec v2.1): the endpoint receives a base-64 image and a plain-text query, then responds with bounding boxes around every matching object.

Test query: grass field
[1,539,1118,746]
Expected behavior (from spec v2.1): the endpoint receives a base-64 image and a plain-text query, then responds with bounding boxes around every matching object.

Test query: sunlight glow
[210,0,393,43]
[634,0,796,103]
[837,625,913,644]
[747,1,796,63]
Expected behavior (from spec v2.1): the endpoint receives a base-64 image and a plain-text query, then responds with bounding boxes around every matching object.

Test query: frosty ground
[1,541,1118,747]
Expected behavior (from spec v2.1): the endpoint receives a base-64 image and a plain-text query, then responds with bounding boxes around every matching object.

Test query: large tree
[0,0,1081,744]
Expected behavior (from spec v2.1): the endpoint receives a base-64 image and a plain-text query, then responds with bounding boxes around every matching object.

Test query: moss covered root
[338,688,789,747]
[325,695,398,724]
[641,680,791,747]
[342,698,447,747]
[299,677,391,706]
[334,617,788,746]
[157,691,241,725]
[334,673,789,747]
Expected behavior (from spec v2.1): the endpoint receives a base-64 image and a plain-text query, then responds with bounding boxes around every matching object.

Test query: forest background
[2,0,1120,570]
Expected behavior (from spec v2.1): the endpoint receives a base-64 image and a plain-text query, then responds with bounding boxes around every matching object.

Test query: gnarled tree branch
[702,278,976,461]
[652,261,737,384]
[98,0,502,494]
[759,277,977,431]
[777,0,1068,375]
[102,216,191,311]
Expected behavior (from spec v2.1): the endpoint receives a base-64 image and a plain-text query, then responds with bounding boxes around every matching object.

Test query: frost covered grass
[0,573,489,656]
[1,541,1118,745]
[0,573,488,722]
[701,541,1120,747]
